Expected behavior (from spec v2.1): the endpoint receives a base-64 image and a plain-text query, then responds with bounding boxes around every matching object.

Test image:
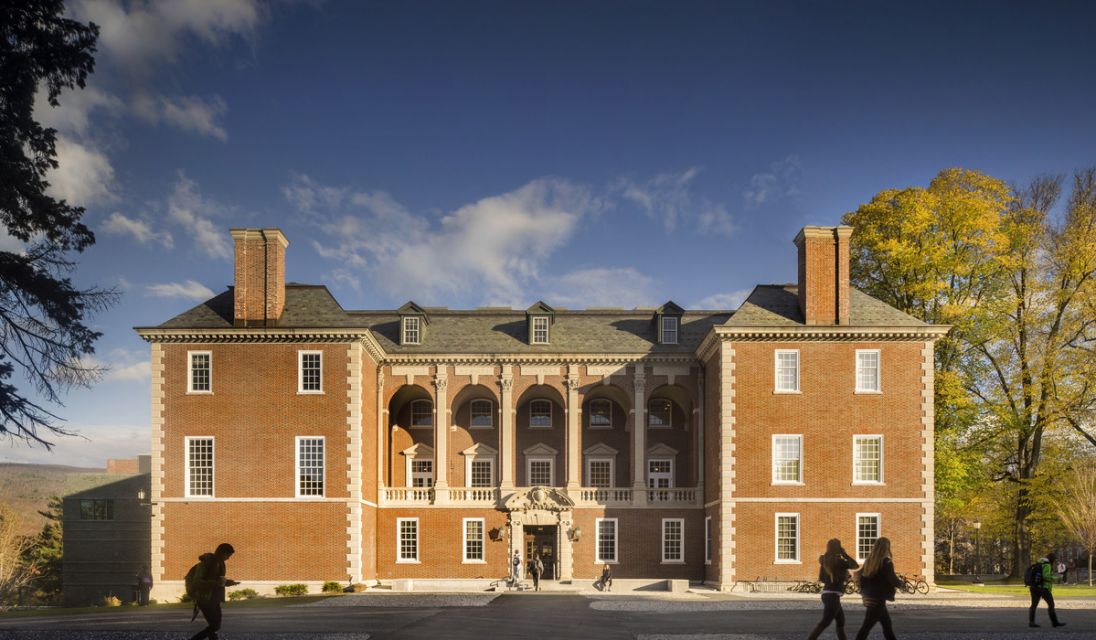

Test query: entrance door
[523,525,557,580]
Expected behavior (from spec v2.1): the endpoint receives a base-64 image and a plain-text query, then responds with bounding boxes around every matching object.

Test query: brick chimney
[231,228,289,326]
[793,225,853,325]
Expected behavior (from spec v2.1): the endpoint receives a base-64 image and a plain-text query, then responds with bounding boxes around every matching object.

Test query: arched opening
[515,385,566,487]
[646,384,695,488]
[387,385,433,487]
[580,383,631,488]
[450,384,501,487]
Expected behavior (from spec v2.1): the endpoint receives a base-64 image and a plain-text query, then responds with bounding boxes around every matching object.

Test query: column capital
[434,376,448,391]
[564,375,580,390]
[500,376,514,392]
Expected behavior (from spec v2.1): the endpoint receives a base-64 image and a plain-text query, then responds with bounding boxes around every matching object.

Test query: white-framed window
[775,349,800,393]
[856,513,881,562]
[410,399,433,429]
[527,457,554,486]
[297,351,323,393]
[185,436,214,497]
[397,517,419,562]
[532,316,550,344]
[295,436,325,497]
[586,457,614,488]
[588,399,612,429]
[661,316,679,344]
[853,435,884,484]
[463,518,485,563]
[529,399,552,428]
[468,458,494,487]
[856,349,881,393]
[648,398,672,428]
[647,458,674,489]
[771,434,803,484]
[470,399,493,428]
[409,459,433,487]
[662,518,684,564]
[596,517,618,563]
[187,351,212,393]
[705,516,713,565]
[775,512,800,563]
[402,317,421,345]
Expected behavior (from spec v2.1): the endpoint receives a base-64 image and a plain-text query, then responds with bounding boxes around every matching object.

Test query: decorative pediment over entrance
[503,486,575,512]
[401,443,433,458]
[647,442,678,457]
[461,442,498,457]
[523,443,558,457]
[583,443,618,456]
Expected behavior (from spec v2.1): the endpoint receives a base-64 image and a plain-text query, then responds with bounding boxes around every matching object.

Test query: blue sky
[4,0,1095,466]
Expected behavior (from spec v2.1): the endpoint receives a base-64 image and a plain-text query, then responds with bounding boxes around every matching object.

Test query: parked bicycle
[896,573,929,594]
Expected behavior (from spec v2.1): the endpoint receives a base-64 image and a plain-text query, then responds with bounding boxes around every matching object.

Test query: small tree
[0,503,35,608]
[1057,459,1096,586]
[22,496,62,601]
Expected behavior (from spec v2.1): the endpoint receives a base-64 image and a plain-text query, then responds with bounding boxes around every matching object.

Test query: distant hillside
[0,463,110,536]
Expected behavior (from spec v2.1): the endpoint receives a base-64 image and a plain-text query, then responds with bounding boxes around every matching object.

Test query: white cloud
[71,0,262,72]
[167,173,232,259]
[0,228,25,253]
[0,423,147,467]
[692,288,752,310]
[104,361,152,382]
[46,135,117,206]
[291,175,602,303]
[102,212,174,248]
[744,155,801,208]
[33,84,123,137]
[146,280,214,300]
[618,168,736,237]
[544,267,658,309]
[131,93,228,140]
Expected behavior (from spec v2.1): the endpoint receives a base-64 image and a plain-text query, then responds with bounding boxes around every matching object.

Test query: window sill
[705,560,712,566]
[294,496,326,500]
[186,391,213,396]
[773,390,801,395]
[528,426,553,429]
[595,560,619,565]
[661,560,685,565]
[183,495,215,500]
[462,560,487,564]
[396,559,421,564]
[774,560,802,565]
[854,390,883,395]
[851,481,886,486]
[297,390,325,395]
[772,481,805,486]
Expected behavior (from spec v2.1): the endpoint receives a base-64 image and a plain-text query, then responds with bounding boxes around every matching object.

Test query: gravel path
[300,593,499,608]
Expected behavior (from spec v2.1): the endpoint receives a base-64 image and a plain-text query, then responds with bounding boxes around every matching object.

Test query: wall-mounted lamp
[568,526,582,542]
[489,527,504,542]
[137,490,146,501]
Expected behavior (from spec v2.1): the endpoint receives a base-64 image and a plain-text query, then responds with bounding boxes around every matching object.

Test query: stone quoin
[135,224,948,598]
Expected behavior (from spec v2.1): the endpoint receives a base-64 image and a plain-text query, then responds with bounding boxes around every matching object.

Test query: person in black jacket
[854,537,902,640]
[189,543,239,640]
[807,538,859,640]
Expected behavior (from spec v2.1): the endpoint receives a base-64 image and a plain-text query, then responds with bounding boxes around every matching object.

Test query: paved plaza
[1,592,1094,640]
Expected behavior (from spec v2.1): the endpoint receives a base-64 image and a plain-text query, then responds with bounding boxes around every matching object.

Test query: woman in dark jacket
[855,537,903,640]
[807,538,859,640]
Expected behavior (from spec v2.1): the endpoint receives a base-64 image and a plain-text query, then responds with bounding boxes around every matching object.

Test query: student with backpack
[1026,552,1066,628]
[186,543,239,640]
[808,538,859,640]
[854,537,903,640]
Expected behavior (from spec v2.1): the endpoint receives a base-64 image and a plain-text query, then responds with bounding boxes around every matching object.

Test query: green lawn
[0,594,334,618]
[938,580,1096,597]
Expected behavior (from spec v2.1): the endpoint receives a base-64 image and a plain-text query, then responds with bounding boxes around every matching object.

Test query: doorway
[524,525,558,580]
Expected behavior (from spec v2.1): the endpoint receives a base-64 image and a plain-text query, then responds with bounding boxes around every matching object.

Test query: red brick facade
[139,225,944,596]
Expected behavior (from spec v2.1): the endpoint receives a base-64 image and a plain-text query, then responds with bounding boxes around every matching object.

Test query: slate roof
[726,285,927,327]
[146,282,927,352]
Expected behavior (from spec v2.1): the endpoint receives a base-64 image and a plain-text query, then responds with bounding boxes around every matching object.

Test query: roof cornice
[695,324,952,360]
[383,352,697,366]
[134,327,390,365]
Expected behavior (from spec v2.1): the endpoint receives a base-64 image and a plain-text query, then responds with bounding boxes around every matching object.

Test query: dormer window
[398,301,429,346]
[655,301,684,345]
[532,316,550,344]
[526,301,555,345]
[661,316,679,344]
[403,317,421,344]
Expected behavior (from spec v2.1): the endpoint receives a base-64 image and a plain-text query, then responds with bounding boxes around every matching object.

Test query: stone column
[566,365,581,492]
[434,367,449,504]
[696,367,705,490]
[632,365,647,506]
[558,511,574,581]
[500,365,515,491]
[376,368,385,492]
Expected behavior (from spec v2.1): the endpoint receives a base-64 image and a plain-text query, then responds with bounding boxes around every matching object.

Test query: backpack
[1024,562,1044,587]
[184,562,203,599]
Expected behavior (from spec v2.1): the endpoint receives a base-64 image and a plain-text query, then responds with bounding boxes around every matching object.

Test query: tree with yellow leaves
[1055,458,1096,586]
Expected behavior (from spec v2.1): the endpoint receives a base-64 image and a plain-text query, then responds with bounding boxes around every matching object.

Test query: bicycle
[896,573,928,595]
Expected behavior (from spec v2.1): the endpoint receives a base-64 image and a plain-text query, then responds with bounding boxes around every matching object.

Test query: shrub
[100,595,121,607]
[179,593,193,604]
[273,583,308,597]
[322,581,343,593]
[228,588,260,601]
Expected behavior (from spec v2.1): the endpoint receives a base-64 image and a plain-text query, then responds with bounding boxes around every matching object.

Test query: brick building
[136,225,946,598]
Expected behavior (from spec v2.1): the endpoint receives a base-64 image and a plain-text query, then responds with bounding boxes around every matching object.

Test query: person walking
[135,566,153,606]
[854,537,902,640]
[1067,559,1077,585]
[1028,552,1066,628]
[510,550,522,588]
[1056,559,1067,585]
[531,553,544,591]
[807,538,859,640]
[188,543,239,640]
